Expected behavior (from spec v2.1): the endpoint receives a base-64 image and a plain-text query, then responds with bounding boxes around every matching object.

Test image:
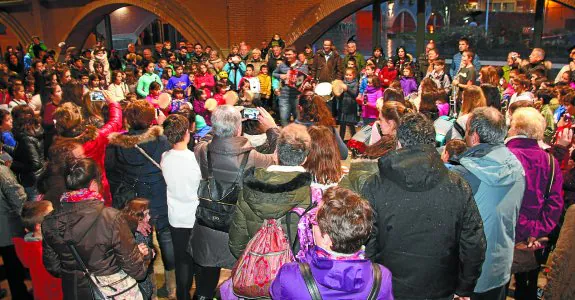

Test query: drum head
[158,93,172,109]
[315,82,333,96]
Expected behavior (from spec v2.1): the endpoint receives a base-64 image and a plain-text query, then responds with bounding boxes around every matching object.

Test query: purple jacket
[400,76,418,97]
[361,86,382,119]
[506,137,564,242]
[192,99,212,126]
[270,247,394,299]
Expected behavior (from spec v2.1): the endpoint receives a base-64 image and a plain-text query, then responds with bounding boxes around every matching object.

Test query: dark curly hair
[11,105,40,135]
[397,112,435,147]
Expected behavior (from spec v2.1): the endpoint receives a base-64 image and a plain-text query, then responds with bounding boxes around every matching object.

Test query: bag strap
[67,243,95,280]
[453,120,466,138]
[134,144,161,170]
[367,262,382,300]
[298,263,323,300]
[286,192,317,252]
[545,152,556,200]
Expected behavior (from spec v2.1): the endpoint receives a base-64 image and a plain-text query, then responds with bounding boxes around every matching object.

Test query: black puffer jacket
[361,144,486,299]
[11,128,45,187]
[42,199,150,300]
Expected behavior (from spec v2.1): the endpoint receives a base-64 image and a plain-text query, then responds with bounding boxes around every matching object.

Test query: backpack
[434,115,465,146]
[196,149,249,233]
[231,219,294,298]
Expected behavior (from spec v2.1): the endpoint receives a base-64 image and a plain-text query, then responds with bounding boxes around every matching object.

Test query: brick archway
[287,0,376,49]
[0,11,32,46]
[61,0,221,53]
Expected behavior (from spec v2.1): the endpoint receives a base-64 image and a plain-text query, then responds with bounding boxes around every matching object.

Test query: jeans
[194,265,221,298]
[155,225,175,271]
[0,245,32,300]
[169,226,195,300]
[278,87,300,126]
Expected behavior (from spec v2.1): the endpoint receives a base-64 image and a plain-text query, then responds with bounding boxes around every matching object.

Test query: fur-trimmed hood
[108,126,164,148]
[241,167,312,220]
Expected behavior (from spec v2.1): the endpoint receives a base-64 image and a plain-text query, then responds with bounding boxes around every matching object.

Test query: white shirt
[161,148,202,228]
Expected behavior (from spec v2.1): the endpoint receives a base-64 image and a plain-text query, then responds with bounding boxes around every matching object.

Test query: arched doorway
[61,0,220,55]
[391,11,416,34]
[0,11,32,48]
[426,12,444,33]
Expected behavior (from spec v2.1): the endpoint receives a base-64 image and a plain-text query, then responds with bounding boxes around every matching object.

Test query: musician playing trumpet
[452,51,477,91]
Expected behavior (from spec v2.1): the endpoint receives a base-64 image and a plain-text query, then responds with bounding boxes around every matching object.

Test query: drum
[157,93,172,110]
[314,82,333,102]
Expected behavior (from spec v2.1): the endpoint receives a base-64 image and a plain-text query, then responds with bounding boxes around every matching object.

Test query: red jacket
[379,67,398,89]
[13,237,63,300]
[82,102,123,206]
[195,72,215,94]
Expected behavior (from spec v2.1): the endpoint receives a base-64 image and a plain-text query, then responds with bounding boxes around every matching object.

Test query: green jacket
[228,167,312,258]
[339,159,379,194]
[136,72,162,98]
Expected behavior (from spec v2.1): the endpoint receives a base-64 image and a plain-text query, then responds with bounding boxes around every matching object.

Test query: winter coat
[61,102,122,206]
[272,61,309,110]
[0,164,26,247]
[337,79,359,123]
[310,49,343,83]
[379,67,398,88]
[399,76,418,97]
[544,204,575,300]
[361,144,486,299]
[223,62,247,90]
[506,137,564,242]
[13,235,63,300]
[12,127,45,187]
[270,246,394,299]
[228,167,312,258]
[42,199,149,300]
[339,159,379,194]
[192,99,212,126]
[450,143,526,293]
[107,126,171,229]
[361,86,381,120]
[136,73,163,98]
[190,131,278,268]
[195,72,215,94]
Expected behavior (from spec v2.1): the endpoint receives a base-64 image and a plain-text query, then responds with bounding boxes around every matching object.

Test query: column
[533,0,545,48]
[415,0,425,57]
[372,0,382,48]
[104,15,113,50]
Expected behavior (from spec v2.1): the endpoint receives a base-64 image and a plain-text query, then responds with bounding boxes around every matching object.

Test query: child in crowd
[400,65,418,97]
[360,75,382,125]
[258,65,272,108]
[441,139,467,169]
[12,201,63,300]
[338,68,359,139]
[358,64,376,96]
[428,59,451,94]
[270,187,393,299]
[193,89,211,125]
[146,81,162,108]
[8,84,28,111]
[214,82,228,105]
[436,91,450,117]
[194,115,212,140]
[170,87,189,114]
[166,64,191,93]
[185,73,196,100]
[378,58,398,89]
[240,64,261,102]
[0,109,15,149]
[121,198,155,300]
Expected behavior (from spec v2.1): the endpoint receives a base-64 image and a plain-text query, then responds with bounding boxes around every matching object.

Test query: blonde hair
[510,107,545,140]
[461,86,487,115]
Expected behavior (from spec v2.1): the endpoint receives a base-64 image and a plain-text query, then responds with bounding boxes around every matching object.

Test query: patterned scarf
[60,188,104,203]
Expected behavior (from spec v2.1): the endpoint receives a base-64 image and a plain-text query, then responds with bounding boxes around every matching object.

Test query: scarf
[60,188,104,203]
[315,245,366,261]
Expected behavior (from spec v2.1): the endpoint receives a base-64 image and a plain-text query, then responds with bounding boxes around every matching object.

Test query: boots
[165,269,177,300]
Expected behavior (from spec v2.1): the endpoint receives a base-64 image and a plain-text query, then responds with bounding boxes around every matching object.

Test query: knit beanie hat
[195,115,207,130]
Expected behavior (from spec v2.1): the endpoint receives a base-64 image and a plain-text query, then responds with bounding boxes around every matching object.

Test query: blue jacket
[449,52,481,79]
[223,62,246,90]
[451,143,525,292]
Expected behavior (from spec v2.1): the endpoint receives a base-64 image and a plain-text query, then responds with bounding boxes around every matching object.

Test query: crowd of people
[0,32,574,300]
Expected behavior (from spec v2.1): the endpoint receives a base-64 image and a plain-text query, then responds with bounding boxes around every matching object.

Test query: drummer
[272,46,308,126]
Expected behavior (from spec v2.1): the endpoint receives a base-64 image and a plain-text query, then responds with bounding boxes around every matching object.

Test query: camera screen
[90,91,105,102]
[243,108,260,120]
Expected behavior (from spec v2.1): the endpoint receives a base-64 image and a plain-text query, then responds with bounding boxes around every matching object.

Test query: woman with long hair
[480,66,502,110]
[11,105,45,201]
[42,158,150,299]
[297,91,348,159]
[458,85,487,128]
[370,100,409,144]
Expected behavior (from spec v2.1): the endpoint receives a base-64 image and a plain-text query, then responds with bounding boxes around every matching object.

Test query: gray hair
[211,105,241,137]
[510,107,545,140]
[468,107,507,144]
[277,124,311,166]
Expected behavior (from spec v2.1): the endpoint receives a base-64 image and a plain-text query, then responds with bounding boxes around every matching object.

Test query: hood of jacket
[303,246,375,294]
[108,126,163,148]
[51,200,104,244]
[242,167,312,219]
[453,143,524,187]
[378,144,448,192]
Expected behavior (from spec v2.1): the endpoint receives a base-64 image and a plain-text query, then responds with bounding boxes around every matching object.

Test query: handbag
[511,152,555,274]
[298,261,382,300]
[196,149,249,232]
[111,145,160,209]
